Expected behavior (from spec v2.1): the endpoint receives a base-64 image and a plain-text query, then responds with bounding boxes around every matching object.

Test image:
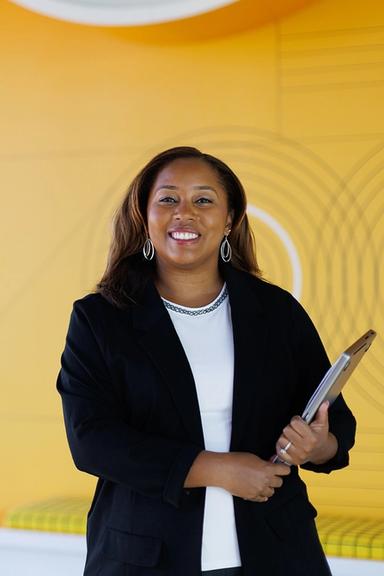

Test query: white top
[163,284,241,571]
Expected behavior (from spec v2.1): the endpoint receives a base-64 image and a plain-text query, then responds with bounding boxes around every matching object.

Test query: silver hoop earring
[143,238,155,261]
[220,235,232,262]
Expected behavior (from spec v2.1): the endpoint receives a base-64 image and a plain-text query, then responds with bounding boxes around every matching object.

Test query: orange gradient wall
[1,0,383,519]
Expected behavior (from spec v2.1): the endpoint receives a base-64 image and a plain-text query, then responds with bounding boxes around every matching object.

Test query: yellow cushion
[3,499,384,560]
[316,515,384,561]
[3,497,90,535]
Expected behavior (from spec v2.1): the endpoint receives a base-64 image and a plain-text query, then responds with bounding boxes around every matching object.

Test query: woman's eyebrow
[192,185,217,192]
[154,184,178,192]
[155,184,217,192]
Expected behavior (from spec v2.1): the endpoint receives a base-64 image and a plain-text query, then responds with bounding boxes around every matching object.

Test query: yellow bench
[316,515,384,561]
[3,497,89,535]
[3,498,384,561]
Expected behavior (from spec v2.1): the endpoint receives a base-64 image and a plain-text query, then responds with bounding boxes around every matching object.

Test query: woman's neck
[155,267,224,308]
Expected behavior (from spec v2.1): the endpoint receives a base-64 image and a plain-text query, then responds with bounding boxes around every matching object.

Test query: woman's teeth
[170,232,199,240]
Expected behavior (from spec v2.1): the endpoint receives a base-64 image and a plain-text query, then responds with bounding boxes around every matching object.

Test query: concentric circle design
[334,146,384,414]
[82,126,383,413]
[247,204,302,300]
[10,0,237,25]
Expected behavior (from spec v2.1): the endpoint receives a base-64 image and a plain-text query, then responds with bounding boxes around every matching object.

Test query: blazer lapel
[130,281,205,448]
[223,267,269,451]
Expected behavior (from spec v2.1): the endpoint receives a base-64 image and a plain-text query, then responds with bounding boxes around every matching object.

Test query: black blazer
[57,266,356,576]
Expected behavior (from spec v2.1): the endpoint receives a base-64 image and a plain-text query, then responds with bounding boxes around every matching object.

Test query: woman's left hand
[275,401,338,466]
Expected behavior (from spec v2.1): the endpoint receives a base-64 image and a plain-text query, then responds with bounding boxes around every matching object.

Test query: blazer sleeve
[56,298,202,507]
[288,295,356,473]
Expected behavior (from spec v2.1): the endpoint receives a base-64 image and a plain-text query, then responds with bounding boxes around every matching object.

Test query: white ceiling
[10,0,238,25]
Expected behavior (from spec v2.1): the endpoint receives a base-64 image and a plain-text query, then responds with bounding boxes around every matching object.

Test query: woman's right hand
[218,452,291,502]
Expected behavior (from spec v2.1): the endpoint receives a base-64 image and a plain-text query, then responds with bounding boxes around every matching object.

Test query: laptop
[302,328,376,423]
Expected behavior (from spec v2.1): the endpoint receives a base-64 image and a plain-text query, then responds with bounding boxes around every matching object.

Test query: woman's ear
[225,212,234,232]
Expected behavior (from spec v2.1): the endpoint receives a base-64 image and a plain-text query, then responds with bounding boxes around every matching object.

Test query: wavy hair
[97,146,261,307]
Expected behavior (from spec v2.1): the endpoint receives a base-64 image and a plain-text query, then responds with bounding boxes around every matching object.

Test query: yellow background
[1,0,383,520]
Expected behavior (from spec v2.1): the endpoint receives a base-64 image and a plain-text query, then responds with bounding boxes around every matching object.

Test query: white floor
[0,528,383,576]
[0,529,85,576]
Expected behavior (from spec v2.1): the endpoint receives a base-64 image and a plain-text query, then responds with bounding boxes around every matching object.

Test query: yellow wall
[1,0,383,519]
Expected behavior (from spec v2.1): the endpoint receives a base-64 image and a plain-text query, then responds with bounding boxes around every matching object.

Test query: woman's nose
[174,200,196,220]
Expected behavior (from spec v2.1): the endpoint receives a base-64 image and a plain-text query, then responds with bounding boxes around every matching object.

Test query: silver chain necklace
[162,286,228,316]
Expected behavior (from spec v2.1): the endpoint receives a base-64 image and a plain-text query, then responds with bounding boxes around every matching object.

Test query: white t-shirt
[162,284,241,571]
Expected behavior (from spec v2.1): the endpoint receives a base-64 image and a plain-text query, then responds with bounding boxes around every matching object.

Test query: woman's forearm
[184,450,291,501]
[184,450,227,488]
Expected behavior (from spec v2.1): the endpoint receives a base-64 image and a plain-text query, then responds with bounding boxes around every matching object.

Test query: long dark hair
[97,146,261,307]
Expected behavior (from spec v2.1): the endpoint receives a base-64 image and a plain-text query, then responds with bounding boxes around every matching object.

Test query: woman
[57,146,356,576]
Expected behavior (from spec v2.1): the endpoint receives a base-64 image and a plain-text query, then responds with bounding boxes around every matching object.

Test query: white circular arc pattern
[10,0,238,25]
[247,204,302,300]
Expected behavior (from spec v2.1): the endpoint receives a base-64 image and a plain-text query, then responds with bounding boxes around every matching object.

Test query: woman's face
[147,158,233,274]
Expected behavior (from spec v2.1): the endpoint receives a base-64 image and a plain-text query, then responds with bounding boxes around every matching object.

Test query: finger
[313,401,329,425]
[253,488,274,500]
[282,423,307,444]
[276,437,293,457]
[289,416,311,436]
[258,496,269,503]
[277,449,293,466]
[275,435,286,455]
[276,427,316,464]
[270,476,284,488]
[277,436,299,458]
[286,421,319,449]
[277,435,310,465]
[248,495,269,503]
[284,434,319,465]
[272,462,291,476]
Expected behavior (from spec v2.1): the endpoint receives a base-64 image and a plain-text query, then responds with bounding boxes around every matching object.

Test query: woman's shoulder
[238,272,323,349]
[67,292,136,348]
[71,291,129,324]
[253,275,292,298]
[229,268,311,328]
[73,291,111,311]
[231,267,296,305]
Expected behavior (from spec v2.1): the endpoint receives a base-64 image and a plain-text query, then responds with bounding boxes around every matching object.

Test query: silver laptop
[302,328,376,424]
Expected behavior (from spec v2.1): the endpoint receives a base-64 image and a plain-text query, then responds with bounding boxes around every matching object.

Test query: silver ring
[279,441,292,456]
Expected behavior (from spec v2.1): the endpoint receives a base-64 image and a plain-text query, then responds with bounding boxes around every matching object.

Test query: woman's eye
[196,197,212,204]
[159,196,177,203]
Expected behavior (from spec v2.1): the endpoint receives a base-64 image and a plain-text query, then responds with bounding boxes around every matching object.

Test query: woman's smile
[168,229,201,242]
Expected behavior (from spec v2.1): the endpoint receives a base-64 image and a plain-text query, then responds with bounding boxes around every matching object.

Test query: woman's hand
[275,401,338,466]
[219,452,291,502]
[185,450,290,502]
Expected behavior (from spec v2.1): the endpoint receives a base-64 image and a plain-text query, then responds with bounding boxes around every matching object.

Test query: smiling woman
[57,146,356,576]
